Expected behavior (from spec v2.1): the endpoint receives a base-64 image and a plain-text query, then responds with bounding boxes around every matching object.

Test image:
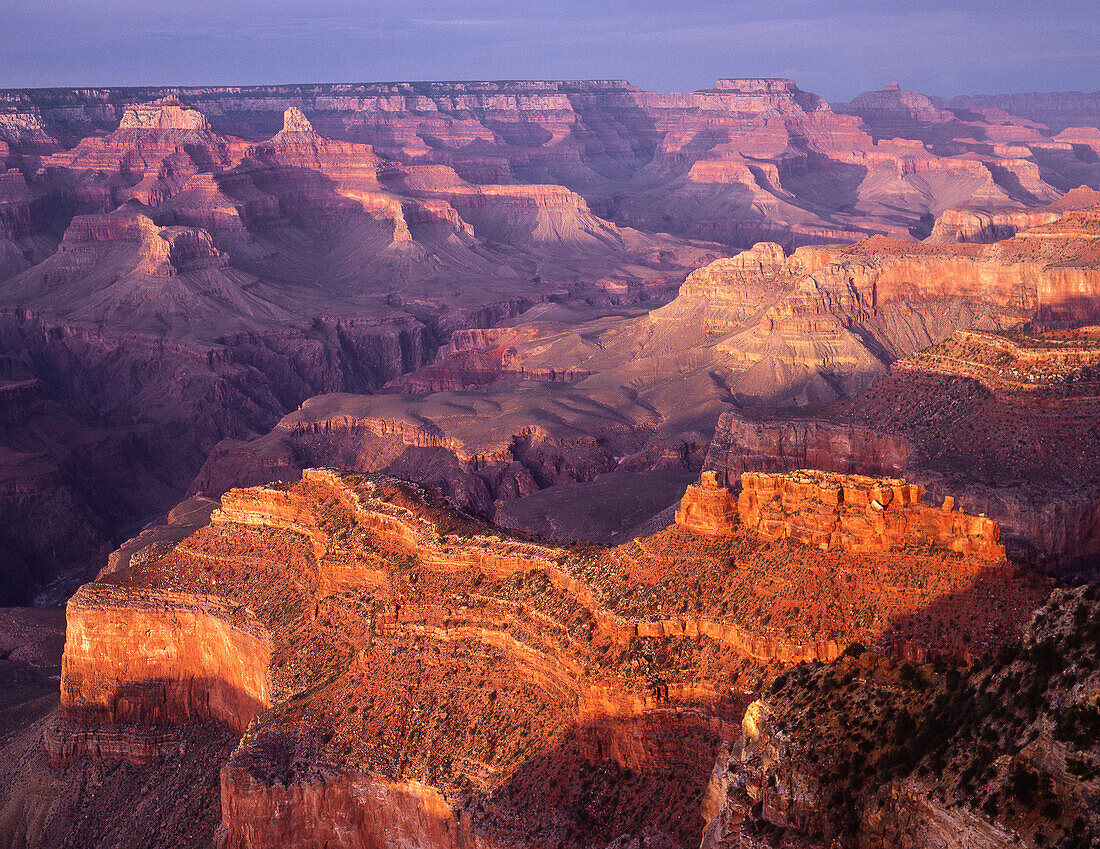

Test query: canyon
[0,74,1098,849]
[191,205,1100,570]
[2,79,1100,600]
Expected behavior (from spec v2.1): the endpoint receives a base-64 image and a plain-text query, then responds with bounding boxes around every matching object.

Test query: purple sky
[2,0,1097,100]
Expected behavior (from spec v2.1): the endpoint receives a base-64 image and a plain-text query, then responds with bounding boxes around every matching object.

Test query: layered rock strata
[6,78,1098,254]
[49,468,1045,847]
[674,471,738,536]
[701,322,1100,572]
[0,95,724,596]
[737,470,1005,559]
[675,470,1004,560]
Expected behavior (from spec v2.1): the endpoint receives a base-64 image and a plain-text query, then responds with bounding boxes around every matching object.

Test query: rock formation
[737,470,1005,559]
[927,186,1100,244]
[0,96,725,596]
[674,471,738,535]
[5,78,1098,254]
[701,325,1100,572]
[118,95,211,131]
[944,90,1100,133]
[29,467,1048,847]
[0,73,1097,849]
[674,469,1004,560]
[187,207,1100,568]
[703,409,910,482]
[702,585,1100,848]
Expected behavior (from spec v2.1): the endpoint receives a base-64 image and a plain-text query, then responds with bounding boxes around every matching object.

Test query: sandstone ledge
[676,469,1005,560]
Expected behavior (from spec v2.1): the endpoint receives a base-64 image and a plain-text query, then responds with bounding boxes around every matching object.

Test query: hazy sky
[2,0,1097,100]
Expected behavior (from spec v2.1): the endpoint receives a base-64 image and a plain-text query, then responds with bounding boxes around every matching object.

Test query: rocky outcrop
[216,768,471,849]
[46,469,1045,847]
[738,470,1005,559]
[927,207,1065,244]
[676,468,1004,560]
[841,82,957,126]
[813,326,1100,572]
[927,187,1100,243]
[648,208,1100,407]
[675,471,738,536]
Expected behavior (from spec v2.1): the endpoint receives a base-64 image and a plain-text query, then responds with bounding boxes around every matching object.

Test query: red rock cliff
[52,469,1041,847]
[737,470,1005,560]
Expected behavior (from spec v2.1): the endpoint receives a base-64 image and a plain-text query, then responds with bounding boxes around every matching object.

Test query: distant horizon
[2,0,1097,103]
[1,77,1097,104]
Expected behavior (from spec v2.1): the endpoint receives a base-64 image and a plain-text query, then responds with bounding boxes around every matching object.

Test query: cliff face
[675,470,1004,560]
[737,470,1004,560]
[704,410,909,483]
[55,585,270,734]
[41,468,1047,848]
[927,187,1100,244]
[702,324,1100,573]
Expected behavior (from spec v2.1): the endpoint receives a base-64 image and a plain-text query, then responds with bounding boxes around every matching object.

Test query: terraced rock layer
[702,325,1100,573]
[676,470,1004,559]
[45,468,1045,848]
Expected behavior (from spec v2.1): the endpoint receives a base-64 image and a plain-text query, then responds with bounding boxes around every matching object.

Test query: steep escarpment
[47,585,270,764]
[703,409,909,483]
[30,468,1047,849]
[675,470,1004,560]
[927,187,1100,244]
[703,584,1100,849]
[702,321,1100,573]
[7,79,1099,253]
[740,471,1002,558]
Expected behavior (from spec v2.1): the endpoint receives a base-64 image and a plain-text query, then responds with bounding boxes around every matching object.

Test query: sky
[1,0,1098,101]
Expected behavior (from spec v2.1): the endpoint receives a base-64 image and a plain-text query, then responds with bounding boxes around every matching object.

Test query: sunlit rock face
[43,467,1045,848]
[675,471,738,536]
[737,470,1005,560]
[675,469,1004,560]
